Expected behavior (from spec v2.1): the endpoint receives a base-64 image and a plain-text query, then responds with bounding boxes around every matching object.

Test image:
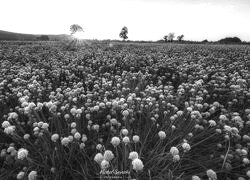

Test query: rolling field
[0,41,250,180]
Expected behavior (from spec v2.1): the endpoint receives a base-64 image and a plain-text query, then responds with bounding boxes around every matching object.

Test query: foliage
[70,24,83,35]
[119,26,128,41]
[177,35,184,42]
[163,35,168,42]
[218,37,242,44]
[168,33,175,42]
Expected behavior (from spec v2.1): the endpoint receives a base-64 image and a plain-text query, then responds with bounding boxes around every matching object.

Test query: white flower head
[101,159,110,169]
[132,158,144,171]
[132,135,140,143]
[192,175,201,180]
[70,107,77,115]
[2,121,10,128]
[103,150,114,161]
[74,132,81,140]
[17,148,29,160]
[123,136,130,145]
[247,170,250,177]
[129,151,139,160]
[121,129,129,136]
[173,154,180,162]
[81,134,88,142]
[170,147,179,156]
[206,169,217,180]
[28,171,37,180]
[4,126,15,135]
[61,137,70,146]
[51,134,59,142]
[111,136,120,147]
[182,142,191,152]
[41,123,49,130]
[94,153,104,164]
[158,131,166,140]
[208,120,216,127]
[224,125,232,132]
[17,171,25,179]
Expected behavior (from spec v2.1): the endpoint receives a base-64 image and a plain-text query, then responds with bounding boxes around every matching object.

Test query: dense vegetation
[0,41,250,180]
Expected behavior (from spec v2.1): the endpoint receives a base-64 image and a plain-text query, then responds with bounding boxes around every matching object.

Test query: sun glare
[73,32,85,39]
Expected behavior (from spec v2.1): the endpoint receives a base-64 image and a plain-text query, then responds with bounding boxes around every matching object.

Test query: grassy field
[0,41,250,180]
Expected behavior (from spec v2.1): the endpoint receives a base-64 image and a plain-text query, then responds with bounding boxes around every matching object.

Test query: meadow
[0,41,250,180]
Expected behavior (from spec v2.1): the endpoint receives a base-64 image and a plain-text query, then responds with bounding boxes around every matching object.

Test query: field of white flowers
[0,41,250,180]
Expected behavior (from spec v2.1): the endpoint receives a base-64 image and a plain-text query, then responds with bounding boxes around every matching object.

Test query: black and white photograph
[0,0,250,179]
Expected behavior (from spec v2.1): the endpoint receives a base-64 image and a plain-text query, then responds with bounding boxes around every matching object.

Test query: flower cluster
[0,41,250,179]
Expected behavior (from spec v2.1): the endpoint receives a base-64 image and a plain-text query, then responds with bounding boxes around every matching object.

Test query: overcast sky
[1,0,250,41]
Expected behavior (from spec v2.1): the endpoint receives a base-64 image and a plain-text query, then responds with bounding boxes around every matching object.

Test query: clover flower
[7,146,15,153]
[70,107,77,116]
[121,129,129,136]
[28,171,37,180]
[132,158,144,171]
[71,122,77,128]
[111,136,120,147]
[123,136,130,145]
[2,121,10,128]
[93,124,100,131]
[80,143,85,149]
[17,148,29,160]
[51,134,59,142]
[96,144,103,151]
[94,153,104,164]
[61,137,70,146]
[209,120,216,127]
[41,123,49,130]
[68,135,74,142]
[241,149,248,156]
[93,105,99,111]
[129,151,139,160]
[101,159,110,169]
[16,171,25,179]
[103,150,114,161]
[206,169,217,180]
[8,112,18,120]
[243,158,250,165]
[23,134,30,140]
[219,115,227,121]
[192,176,201,180]
[81,134,88,142]
[132,135,140,143]
[110,118,118,125]
[173,154,180,162]
[122,110,129,117]
[74,132,81,140]
[182,142,191,152]
[158,131,166,140]
[170,147,179,156]
[37,102,43,110]
[4,125,15,135]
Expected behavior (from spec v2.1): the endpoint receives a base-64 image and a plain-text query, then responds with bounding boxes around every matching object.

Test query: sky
[1,0,250,41]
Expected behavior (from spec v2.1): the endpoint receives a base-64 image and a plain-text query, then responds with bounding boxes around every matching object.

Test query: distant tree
[177,34,184,42]
[218,37,242,44]
[37,35,49,41]
[168,32,175,42]
[163,35,168,42]
[119,26,128,41]
[70,24,83,35]
[65,24,84,50]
